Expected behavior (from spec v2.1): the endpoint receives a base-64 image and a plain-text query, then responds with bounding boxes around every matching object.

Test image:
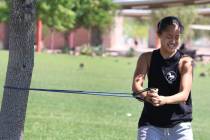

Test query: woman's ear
[157,32,161,38]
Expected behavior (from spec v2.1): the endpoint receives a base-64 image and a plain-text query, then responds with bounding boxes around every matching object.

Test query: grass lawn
[0,50,210,140]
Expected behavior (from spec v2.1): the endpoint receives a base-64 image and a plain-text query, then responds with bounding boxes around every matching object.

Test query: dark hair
[157,16,184,35]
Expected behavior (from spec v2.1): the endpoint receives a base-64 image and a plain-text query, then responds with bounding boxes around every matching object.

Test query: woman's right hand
[144,88,159,104]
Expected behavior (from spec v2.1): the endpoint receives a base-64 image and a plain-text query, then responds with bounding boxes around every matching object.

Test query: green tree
[124,17,149,38]
[151,6,197,41]
[36,0,117,49]
[36,0,76,50]
[74,0,117,46]
[1,0,117,51]
[0,1,9,49]
[0,1,9,22]
[37,0,76,31]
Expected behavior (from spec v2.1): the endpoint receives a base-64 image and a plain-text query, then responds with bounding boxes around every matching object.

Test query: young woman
[132,16,193,140]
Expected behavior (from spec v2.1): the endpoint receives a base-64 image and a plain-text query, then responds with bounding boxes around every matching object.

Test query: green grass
[0,50,210,140]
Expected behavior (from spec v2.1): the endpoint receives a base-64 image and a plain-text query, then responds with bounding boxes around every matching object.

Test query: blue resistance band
[4,86,150,100]
[4,86,133,98]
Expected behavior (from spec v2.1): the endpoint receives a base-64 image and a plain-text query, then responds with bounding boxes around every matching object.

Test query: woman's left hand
[151,95,167,107]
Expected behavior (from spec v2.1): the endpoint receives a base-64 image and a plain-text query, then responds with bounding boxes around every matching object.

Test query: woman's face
[159,23,180,54]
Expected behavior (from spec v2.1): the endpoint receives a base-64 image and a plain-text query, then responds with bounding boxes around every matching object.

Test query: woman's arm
[151,57,193,106]
[132,52,151,100]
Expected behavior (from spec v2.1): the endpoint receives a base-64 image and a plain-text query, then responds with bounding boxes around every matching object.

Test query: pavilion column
[148,26,160,48]
[102,15,124,51]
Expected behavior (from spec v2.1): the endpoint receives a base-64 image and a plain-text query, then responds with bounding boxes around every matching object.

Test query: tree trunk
[90,27,102,47]
[64,30,76,52]
[0,0,36,139]
[50,28,55,52]
[64,31,70,48]
[3,23,9,50]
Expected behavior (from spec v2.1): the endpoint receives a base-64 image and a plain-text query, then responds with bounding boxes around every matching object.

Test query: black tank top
[138,49,192,128]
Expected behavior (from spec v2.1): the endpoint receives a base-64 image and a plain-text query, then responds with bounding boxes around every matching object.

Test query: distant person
[179,43,196,59]
[134,38,138,47]
[179,42,186,52]
[132,16,194,140]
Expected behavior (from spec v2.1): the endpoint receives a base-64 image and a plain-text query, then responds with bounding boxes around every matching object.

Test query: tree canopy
[36,0,76,31]
[73,0,117,31]
[0,1,9,22]
[0,0,117,32]
[37,0,116,32]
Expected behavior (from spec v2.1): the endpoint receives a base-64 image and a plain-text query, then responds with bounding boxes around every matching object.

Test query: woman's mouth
[168,44,176,49]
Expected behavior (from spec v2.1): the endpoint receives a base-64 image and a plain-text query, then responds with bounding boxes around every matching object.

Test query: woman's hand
[144,88,167,107]
[144,89,158,104]
[151,95,167,107]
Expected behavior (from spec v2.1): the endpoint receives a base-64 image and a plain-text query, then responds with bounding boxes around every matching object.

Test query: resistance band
[4,86,151,100]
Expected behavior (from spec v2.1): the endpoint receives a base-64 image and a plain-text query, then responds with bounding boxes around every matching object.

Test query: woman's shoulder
[180,55,193,65]
[139,51,153,60]
[179,55,194,72]
[137,51,154,68]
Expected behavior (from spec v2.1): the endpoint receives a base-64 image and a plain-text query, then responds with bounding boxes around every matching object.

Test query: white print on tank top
[166,71,177,84]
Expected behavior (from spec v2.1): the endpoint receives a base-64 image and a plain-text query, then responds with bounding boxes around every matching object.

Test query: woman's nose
[170,39,176,44]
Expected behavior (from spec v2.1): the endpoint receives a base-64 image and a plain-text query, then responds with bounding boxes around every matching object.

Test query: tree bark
[0,0,36,139]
